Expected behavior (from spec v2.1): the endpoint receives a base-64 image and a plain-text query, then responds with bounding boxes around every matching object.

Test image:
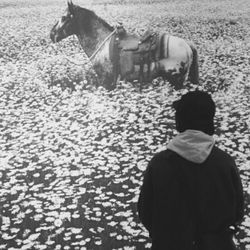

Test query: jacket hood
[167,130,215,164]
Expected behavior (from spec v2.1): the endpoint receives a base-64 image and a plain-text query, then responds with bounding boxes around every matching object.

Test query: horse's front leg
[139,57,144,92]
[103,73,117,90]
[147,61,154,84]
[115,74,122,88]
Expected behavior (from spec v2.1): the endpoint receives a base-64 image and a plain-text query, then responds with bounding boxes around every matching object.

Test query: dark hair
[173,91,216,135]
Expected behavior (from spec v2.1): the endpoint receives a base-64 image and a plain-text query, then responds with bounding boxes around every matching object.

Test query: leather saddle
[111,25,159,82]
[117,26,158,52]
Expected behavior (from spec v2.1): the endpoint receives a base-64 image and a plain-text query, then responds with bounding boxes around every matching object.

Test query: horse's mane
[75,6,114,32]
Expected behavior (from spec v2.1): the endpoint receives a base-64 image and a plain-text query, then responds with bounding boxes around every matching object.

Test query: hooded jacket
[167,130,215,164]
[138,130,244,250]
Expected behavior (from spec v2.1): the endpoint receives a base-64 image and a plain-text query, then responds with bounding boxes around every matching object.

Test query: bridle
[56,13,76,38]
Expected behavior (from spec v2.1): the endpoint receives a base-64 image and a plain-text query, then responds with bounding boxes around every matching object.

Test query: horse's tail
[188,42,199,85]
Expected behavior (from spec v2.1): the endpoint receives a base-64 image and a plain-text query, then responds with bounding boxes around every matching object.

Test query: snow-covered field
[0,0,249,249]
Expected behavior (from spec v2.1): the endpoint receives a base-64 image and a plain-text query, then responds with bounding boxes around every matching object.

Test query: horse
[50,1,199,90]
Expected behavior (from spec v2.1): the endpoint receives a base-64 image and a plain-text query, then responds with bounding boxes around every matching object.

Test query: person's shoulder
[211,145,235,164]
[150,149,175,163]
[147,149,174,171]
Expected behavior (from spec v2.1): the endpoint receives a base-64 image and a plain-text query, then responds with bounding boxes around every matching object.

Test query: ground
[0,0,250,249]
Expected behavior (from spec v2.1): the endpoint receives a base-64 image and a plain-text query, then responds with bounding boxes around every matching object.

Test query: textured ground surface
[0,0,250,249]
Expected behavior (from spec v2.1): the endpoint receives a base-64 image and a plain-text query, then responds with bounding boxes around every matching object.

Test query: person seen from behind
[138,90,244,250]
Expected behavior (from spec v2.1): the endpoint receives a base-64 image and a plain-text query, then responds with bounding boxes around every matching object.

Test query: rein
[53,28,117,66]
[88,28,117,61]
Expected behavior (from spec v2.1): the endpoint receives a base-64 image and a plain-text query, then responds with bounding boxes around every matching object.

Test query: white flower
[54,219,63,227]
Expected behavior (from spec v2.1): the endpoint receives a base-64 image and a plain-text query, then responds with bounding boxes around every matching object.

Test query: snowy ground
[0,0,250,249]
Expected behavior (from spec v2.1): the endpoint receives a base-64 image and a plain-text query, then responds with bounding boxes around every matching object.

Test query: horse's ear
[67,0,73,5]
[67,0,74,14]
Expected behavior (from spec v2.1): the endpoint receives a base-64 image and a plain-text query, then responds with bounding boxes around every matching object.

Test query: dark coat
[138,146,244,250]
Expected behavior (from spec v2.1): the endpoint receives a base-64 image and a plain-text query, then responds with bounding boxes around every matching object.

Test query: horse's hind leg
[147,61,152,82]
[139,61,144,92]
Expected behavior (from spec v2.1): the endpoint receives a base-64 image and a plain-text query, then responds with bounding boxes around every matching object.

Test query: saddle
[118,29,158,52]
[110,25,160,82]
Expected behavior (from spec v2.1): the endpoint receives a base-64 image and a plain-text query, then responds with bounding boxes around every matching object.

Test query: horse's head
[50,2,114,44]
[50,0,78,43]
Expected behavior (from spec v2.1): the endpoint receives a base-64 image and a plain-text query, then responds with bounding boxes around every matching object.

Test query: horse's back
[157,34,192,70]
[160,34,192,60]
[115,29,197,87]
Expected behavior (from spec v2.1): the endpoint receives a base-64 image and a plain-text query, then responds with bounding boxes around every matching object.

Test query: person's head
[173,91,216,135]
